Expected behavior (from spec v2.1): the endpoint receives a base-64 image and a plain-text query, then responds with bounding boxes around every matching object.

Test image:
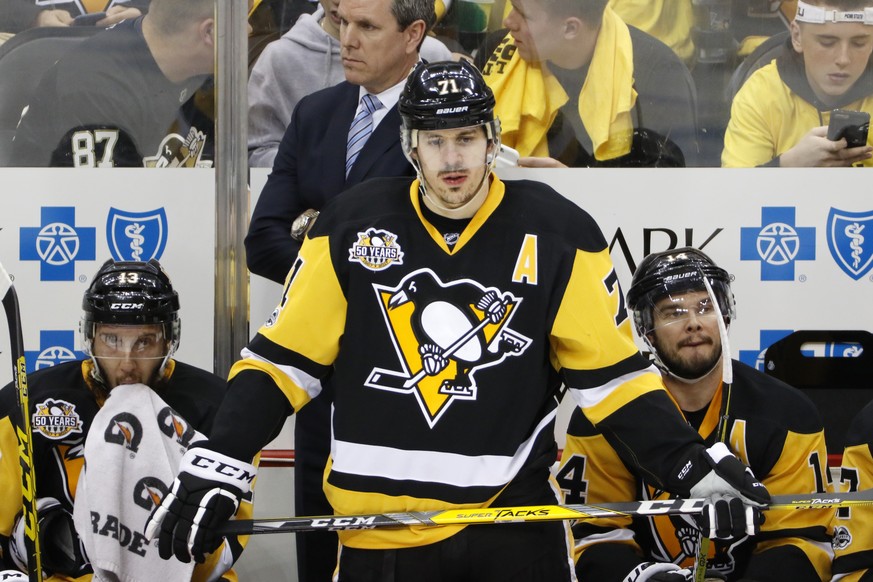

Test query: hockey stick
[219,489,873,536]
[0,262,43,582]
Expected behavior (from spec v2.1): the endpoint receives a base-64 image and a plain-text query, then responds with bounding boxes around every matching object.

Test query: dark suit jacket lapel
[345,104,403,185]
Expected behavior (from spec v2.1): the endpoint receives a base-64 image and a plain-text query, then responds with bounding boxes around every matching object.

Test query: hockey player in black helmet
[0,259,251,580]
[626,247,735,383]
[149,61,770,581]
[80,258,181,396]
[399,59,501,219]
[565,248,832,582]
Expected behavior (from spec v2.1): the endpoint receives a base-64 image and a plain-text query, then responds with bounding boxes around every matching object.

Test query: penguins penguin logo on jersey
[366,268,531,427]
[143,126,211,168]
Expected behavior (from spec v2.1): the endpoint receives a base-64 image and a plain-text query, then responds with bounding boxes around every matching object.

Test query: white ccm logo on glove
[190,453,257,484]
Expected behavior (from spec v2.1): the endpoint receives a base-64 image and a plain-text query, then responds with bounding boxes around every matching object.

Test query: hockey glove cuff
[10,497,90,576]
[0,571,28,581]
[144,446,256,564]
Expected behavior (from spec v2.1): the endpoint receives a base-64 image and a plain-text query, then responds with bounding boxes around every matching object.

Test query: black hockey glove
[672,442,769,540]
[144,446,256,563]
[10,497,90,576]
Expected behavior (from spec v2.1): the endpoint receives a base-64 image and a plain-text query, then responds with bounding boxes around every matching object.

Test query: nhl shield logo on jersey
[366,268,532,427]
[107,207,168,262]
[349,228,405,271]
[31,398,83,440]
[827,208,873,280]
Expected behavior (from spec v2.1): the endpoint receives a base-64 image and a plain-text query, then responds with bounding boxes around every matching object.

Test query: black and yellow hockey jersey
[0,359,246,581]
[229,175,706,550]
[563,360,834,581]
[832,400,873,581]
[11,17,213,168]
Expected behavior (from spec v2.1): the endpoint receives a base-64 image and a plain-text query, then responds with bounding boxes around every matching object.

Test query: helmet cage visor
[80,320,179,361]
[630,266,735,340]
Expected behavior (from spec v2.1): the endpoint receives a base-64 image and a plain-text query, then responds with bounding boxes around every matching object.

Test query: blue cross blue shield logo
[106,208,168,262]
[826,208,873,281]
[20,207,96,281]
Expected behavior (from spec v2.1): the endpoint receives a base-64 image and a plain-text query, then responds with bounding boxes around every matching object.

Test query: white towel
[73,383,206,582]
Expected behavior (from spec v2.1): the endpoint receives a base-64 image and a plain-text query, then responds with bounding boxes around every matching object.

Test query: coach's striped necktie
[345,94,383,177]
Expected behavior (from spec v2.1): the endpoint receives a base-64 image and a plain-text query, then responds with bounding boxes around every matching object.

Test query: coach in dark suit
[244,0,438,579]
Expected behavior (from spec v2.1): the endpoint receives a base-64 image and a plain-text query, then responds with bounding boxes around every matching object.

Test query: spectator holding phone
[723,0,873,167]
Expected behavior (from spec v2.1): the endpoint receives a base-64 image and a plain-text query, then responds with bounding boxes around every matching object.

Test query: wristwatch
[290,209,320,241]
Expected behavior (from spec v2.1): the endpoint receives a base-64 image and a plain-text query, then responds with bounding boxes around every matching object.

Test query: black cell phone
[828,109,871,148]
[72,11,106,26]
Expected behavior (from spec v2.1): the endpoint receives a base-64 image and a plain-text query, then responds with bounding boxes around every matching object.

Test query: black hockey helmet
[81,259,181,349]
[399,60,501,172]
[627,247,735,341]
[399,59,496,131]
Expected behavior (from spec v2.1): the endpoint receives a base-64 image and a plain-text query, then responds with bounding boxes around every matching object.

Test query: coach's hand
[145,446,256,563]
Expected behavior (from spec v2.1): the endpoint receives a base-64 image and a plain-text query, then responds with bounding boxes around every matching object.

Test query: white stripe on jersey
[330,408,558,487]
[240,347,324,399]
[568,364,661,409]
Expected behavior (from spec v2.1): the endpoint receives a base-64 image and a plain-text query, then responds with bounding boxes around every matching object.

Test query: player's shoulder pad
[500,179,608,252]
[169,360,228,396]
[308,176,411,238]
[845,399,873,448]
[730,359,824,434]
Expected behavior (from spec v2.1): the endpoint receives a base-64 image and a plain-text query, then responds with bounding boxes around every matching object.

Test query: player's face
[503,0,562,62]
[649,290,722,380]
[792,18,873,103]
[339,0,424,93]
[416,126,493,210]
[92,324,168,389]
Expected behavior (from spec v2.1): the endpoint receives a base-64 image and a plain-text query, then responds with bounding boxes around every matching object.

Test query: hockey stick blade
[0,262,43,581]
[220,489,873,536]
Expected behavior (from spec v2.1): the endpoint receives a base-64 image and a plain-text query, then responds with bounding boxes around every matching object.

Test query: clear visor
[647,290,721,334]
[82,323,171,361]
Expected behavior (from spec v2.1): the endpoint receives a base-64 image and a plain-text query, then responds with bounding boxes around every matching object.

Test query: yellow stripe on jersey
[0,415,20,536]
[552,248,665,422]
[756,430,834,579]
[833,442,873,579]
[231,236,346,408]
[409,177,505,255]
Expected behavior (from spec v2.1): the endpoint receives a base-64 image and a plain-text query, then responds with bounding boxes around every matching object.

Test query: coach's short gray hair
[392,0,437,33]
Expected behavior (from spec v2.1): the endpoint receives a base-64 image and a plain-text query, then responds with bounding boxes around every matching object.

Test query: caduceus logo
[106,207,168,262]
[827,208,873,280]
